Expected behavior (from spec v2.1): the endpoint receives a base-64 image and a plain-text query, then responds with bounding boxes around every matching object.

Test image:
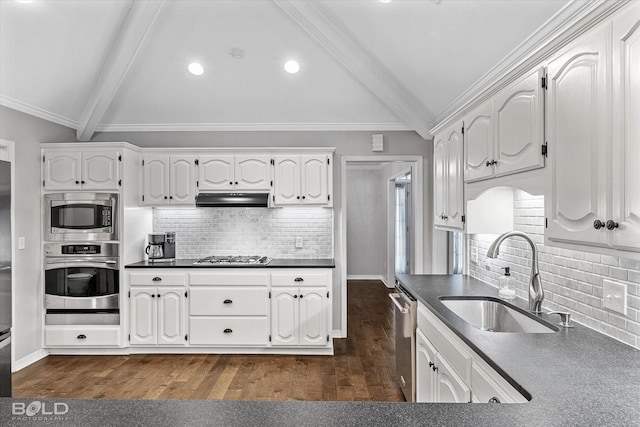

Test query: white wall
[0,106,77,363]
[468,190,640,349]
[346,166,386,280]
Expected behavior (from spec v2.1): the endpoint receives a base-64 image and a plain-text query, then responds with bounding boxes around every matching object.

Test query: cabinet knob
[223,328,233,334]
[593,220,605,230]
[230,182,233,185]
[606,220,619,230]
[488,397,501,403]
[297,196,300,200]
[164,196,168,199]
[169,196,173,199]
[299,294,304,299]
[77,334,87,340]
[235,181,238,185]
[75,180,80,184]
[81,180,85,184]
[294,295,298,298]
[151,294,155,298]
[223,299,233,304]
[302,196,306,200]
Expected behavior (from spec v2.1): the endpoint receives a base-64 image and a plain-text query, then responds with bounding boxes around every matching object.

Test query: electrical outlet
[603,279,627,315]
[295,237,303,249]
[18,237,25,250]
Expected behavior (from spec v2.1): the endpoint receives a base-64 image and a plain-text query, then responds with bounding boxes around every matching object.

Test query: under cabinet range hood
[195,193,269,208]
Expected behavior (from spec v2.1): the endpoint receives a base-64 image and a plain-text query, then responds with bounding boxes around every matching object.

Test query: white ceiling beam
[273,0,433,140]
[76,1,164,141]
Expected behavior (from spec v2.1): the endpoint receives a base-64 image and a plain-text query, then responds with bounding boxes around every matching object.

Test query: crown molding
[273,0,432,139]
[429,0,628,134]
[94,122,412,132]
[75,0,164,141]
[0,95,78,130]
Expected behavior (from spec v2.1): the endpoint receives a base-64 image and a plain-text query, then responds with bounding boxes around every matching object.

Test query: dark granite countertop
[125,258,335,268]
[3,274,637,426]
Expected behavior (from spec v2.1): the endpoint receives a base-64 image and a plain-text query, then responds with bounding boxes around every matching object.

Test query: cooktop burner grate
[193,255,271,265]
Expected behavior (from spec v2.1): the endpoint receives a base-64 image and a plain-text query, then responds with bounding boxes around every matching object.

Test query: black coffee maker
[145,232,176,262]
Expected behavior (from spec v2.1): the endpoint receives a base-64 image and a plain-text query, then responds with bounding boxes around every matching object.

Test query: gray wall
[0,106,77,363]
[346,167,386,278]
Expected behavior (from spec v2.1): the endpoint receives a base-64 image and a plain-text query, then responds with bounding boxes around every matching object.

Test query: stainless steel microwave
[44,193,118,241]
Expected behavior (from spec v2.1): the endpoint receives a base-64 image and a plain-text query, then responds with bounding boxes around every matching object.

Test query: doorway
[394,172,412,275]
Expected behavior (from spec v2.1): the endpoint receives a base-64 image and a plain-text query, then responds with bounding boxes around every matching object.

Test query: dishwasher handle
[389,293,409,314]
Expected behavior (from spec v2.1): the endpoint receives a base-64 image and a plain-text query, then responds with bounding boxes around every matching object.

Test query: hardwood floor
[13,280,405,402]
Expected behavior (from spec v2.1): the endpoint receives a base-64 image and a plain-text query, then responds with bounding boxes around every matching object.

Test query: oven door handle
[46,259,117,265]
[389,293,409,314]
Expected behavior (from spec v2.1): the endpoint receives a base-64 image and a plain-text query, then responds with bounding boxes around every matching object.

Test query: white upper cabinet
[142,154,196,206]
[434,122,464,230]
[43,149,120,191]
[494,67,545,176]
[274,154,331,206]
[611,2,640,252]
[546,23,610,247]
[463,101,494,182]
[463,67,544,183]
[198,154,272,191]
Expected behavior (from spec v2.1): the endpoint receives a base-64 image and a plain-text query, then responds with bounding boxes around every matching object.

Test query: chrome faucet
[486,231,544,313]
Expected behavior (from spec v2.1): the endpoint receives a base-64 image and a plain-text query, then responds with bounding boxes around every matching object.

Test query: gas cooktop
[193,255,272,265]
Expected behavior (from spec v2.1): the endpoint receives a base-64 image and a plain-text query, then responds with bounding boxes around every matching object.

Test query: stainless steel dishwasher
[389,280,417,402]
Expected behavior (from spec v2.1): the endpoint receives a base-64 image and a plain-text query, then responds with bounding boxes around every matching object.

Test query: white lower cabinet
[129,287,186,346]
[416,303,526,404]
[270,272,332,347]
[44,326,121,347]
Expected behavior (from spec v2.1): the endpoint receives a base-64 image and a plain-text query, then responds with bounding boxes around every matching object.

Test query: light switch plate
[295,237,303,249]
[18,236,25,250]
[470,247,478,264]
[603,279,627,315]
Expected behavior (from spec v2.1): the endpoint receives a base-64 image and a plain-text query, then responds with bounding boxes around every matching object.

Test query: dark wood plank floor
[13,280,405,401]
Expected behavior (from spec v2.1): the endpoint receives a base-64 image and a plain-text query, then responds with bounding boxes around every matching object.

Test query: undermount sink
[438,296,559,333]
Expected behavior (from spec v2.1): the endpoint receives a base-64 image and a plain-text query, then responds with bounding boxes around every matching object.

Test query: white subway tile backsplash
[467,190,640,349]
[153,207,333,259]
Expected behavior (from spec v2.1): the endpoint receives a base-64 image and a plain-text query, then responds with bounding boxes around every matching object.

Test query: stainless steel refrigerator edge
[0,160,12,397]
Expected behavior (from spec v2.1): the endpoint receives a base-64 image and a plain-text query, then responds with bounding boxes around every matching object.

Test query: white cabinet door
[130,288,157,345]
[494,67,545,177]
[611,4,640,252]
[142,155,169,205]
[274,156,301,205]
[198,155,235,191]
[416,329,437,403]
[301,155,328,205]
[546,25,610,247]
[235,155,272,190]
[433,133,447,227]
[299,287,327,346]
[157,287,186,345]
[82,151,120,190]
[446,125,465,230]
[436,353,471,403]
[464,101,494,182]
[43,151,82,190]
[169,156,196,204]
[270,287,299,345]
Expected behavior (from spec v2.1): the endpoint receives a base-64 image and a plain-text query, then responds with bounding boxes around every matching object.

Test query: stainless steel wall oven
[44,242,119,325]
[44,192,118,241]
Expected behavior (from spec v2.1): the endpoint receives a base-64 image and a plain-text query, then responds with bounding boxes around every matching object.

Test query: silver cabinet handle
[47,259,117,264]
[389,293,408,314]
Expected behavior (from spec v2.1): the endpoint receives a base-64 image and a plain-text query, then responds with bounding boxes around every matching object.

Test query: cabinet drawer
[129,272,186,286]
[189,287,268,316]
[418,304,472,384]
[271,272,329,287]
[189,317,268,346]
[45,326,120,347]
[471,360,527,403]
[189,272,269,286]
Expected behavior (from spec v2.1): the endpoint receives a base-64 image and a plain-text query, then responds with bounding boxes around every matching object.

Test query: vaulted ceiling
[1,0,589,141]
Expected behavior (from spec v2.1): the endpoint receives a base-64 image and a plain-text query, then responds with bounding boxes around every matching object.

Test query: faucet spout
[486,231,544,313]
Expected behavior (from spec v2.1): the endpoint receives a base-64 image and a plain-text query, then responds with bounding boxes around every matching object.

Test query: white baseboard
[13,349,48,372]
[347,275,386,282]
[332,329,346,339]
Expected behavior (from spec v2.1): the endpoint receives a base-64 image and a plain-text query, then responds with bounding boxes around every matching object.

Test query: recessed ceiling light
[188,62,204,76]
[379,0,392,3]
[15,0,35,3]
[284,60,300,74]
[228,47,244,59]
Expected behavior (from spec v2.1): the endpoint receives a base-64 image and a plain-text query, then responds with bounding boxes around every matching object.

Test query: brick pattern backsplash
[153,207,333,259]
[467,190,640,349]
